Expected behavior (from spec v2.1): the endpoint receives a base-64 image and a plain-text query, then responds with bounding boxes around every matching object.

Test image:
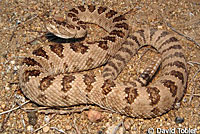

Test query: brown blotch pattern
[70,42,89,54]
[161,79,177,97]
[101,79,116,95]
[53,18,67,26]
[150,28,158,41]
[49,43,64,58]
[162,44,182,54]
[113,15,126,22]
[103,36,116,42]
[77,20,86,25]
[86,58,94,67]
[151,107,161,116]
[87,5,96,12]
[75,26,80,30]
[162,52,185,63]
[67,13,77,18]
[107,60,119,73]
[154,31,169,43]
[113,54,126,64]
[32,47,49,60]
[103,67,112,73]
[80,25,86,30]
[97,40,108,50]
[23,70,41,83]
[39,76,55,91]
[146,86,160,106]
[106,10,117,18]
[22,57,42,67]
[124,87,139,104]
[136,29,146,43]
[159,37,178,50]
[166,70,184,84]
[128,81,137,87]
[129,35,141,47]
[61,95,71,104]
[37,94,48,104]
[63,62,68,72]
[69,8,79,14]
[163,61,186,71]
[72,17,79,22]
[114,22,129,30]
[110,30,125,38]
[61,75,76,93]
[83,73,96,92]
[77,21,86,29]
[78,5,86,12]
[119,47,133,56]
[66,24,76,29]
[102,72,113,78]
[98,6,107,14]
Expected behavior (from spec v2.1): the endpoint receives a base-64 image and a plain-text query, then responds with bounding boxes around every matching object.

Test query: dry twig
[0,100,30,116]
[167,23,200,48]
[73,116,81,134]
[186,61,200,103]
[34,114,56,132]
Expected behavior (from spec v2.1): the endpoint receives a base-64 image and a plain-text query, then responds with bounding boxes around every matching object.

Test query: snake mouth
[46,24,77,39]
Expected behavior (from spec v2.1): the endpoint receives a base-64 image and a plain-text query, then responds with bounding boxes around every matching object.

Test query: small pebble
[27,125,34,132]
[13,66,18,71]
[27,111,37,126]
[10,60,15,64]
[43,126,50,133]
[174,102,181,109]
[175,117,184,124]
[157,25,163,29]
[124,119,132,130]
[44,115,50,123]
[16,20,21,25]
[87,109,103,122]
[65,125,72,130]
[1,103,6,109]
[183,98,187,103]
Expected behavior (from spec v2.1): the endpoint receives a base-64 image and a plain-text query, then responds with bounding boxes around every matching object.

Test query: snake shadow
[45,32,86,43]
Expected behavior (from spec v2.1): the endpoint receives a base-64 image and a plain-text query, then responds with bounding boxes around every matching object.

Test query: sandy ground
[0,0,200,134]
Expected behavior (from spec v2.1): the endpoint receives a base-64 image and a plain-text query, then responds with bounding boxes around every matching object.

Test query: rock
[87,109,103,122]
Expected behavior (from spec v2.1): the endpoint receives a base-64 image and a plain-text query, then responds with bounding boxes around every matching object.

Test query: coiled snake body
[19,5,187,118]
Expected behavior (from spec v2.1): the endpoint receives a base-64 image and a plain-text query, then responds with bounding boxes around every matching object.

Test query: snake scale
[19,5,187,118]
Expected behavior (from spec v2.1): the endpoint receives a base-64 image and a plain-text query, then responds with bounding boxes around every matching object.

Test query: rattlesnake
[19,5,187,118]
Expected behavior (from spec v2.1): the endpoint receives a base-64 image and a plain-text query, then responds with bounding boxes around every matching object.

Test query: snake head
[46,15,86,39]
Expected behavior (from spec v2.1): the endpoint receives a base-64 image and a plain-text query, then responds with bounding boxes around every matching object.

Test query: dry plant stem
[167,23,200,48]
[21,114,26,130]
[0,99,16,132]
[50,127,67,134]
[186,94,200,97]
[73,116,81,134]
[7,14,38,42]
[188,61,200,66]
[34,114,56,132]
[0,100,30,115]
[112,121,124,134]
[0,109,12,132]
[189,68,200,103]
[186,61,200,103]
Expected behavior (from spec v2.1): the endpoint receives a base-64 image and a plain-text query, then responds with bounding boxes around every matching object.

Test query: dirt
[0,0,200,134]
